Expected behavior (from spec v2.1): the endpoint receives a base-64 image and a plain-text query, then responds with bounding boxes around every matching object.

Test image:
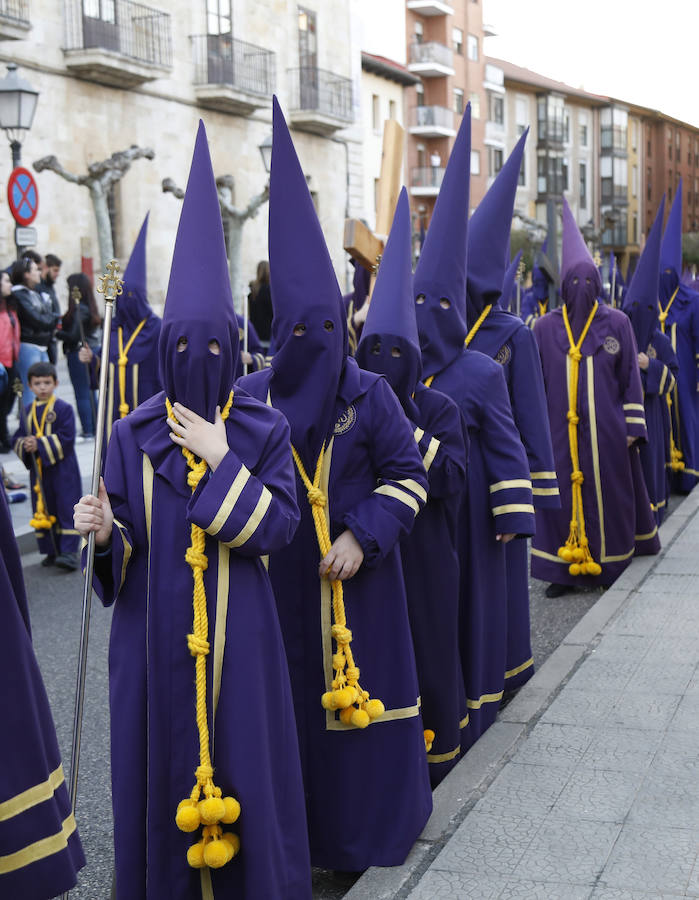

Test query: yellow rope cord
[291,443,385,729]
[538,301,548,319]
[166,392,242,871]
[657,293,684,470]
[424,375,435,388]
[464,303,492,348]
[556,302,602,577]
[117,319,147,417]
[28,396,57,532]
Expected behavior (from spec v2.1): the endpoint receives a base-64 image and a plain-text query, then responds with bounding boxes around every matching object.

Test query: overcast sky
[483,0,699,127]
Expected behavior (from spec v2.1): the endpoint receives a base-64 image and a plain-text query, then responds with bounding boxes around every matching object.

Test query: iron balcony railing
[411,166,446,189]
[287,67,353,122]
[192,34,275,95]
[409,41,453,69]
[64,0,172,68]
[411,105,454,130]
[0,0,29,24]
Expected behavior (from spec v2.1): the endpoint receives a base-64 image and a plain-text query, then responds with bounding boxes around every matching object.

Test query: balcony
[485,119,505,145]
[192,35,274,116]
[406,0,454,15]
[0,0,30,39]
[410,165,445,197]
[63,0,172,88]
[409,105,455,138]
[408,41,454,78]
[287,67,353,135]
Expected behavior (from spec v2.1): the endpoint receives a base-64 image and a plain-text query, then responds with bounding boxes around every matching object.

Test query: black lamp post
[258,132,272,175]
[0,62,39,169]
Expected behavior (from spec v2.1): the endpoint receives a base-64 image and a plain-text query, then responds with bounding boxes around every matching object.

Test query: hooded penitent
[116,214,152,329]
[356,187,420,417]
[413,105,471,378]
[531,236,552,302]
[660,178,683,303]
[268,97,347,470]
[466,130,528,324]
[159,121,239,421]
[623,196,666,351]
[499,249,523,312]
[560,196,603,333]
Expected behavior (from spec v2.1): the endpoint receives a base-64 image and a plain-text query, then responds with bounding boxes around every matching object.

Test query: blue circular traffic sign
[8,167,39,226]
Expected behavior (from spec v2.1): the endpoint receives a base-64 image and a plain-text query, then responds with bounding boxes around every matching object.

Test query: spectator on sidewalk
[0,271,20,453]
[248,259,273,345]
[11,257,59,406]
[39,253,63,365]
[62,273,101,438]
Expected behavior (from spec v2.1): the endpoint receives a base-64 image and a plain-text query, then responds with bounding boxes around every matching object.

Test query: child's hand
[319,529,364,581]
[74,477,113,546]
[168,403,229,471]
[23,436,37,452]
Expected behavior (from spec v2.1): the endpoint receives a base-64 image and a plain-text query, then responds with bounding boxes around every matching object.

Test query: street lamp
[258,132,272,175]
[0,63,39,169]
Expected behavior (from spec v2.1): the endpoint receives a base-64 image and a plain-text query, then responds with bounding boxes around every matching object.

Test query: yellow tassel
[27,397,58,535]
[424,729,435,752]
[187,841,206,869]
[117,319,147,418]
[221,796,241,825]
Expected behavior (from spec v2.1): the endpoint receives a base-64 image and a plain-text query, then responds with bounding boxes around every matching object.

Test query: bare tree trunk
[89,182,114,271]
[227,218,244,311]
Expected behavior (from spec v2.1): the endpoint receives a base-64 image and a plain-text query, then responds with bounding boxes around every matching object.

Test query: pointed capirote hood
[116,212,152,328]
[413,105,471,378]
[267,96,347,469]
[660,177,683,277]
[560,197,602,326]
[499,249,523,311]
[159,120,239,420]
[531,234,551,302]
[356,188,421,413]
[466,129,528,321]
[623,196,665,350]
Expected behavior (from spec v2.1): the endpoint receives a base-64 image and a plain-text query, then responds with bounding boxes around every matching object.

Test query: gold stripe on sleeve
[374,484,420,515]
[41,436,55,465]
[423,437,440,472]
[205,465,251,536]
[226,487,272,548]
[395,478,427,503]
[492,503,534,516]
[489,478,532,493]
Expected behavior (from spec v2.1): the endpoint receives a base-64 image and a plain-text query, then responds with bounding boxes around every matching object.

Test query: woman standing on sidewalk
[11,256,59,406]
[61,273,101,438]
[0,271,20,453]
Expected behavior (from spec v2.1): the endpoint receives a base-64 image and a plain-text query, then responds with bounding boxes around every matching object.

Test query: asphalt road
[22,496,682,899]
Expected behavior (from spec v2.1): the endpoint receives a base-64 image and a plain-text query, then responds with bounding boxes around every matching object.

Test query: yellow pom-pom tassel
[221,796,241,825]
[199,796,226,825]
[321,691,336,710]
[223,832,241,858]
[187,840,206,869]
[559,547,574,562]
[557,546,567,559]
[335,687,355,709]
[569,563,581,576]
[364,699,385,720]
[176,800,201,833]
[204,838,230,869]
[588,561,602,576]
[572,547,584,562]
[339,707,354,725]
[351,708,371,729]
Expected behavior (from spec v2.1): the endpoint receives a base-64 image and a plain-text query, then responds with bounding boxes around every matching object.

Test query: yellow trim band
[225,486,272,548]
[532,487,560,496]
[395,478,427,503]
[413,427,425,444]
[623,403,644,411]
[625,416,646,425]
[0,765,64,822]
[423,437,440,472]
[530,470,556,479]
[467,691,503,710]
[206,465,250,536]
[489,478,532,493]
[492,503,534,516]
[427,746,461,764]
[505,657,534,680]
[374,484,420,515]
[0,812,76,875]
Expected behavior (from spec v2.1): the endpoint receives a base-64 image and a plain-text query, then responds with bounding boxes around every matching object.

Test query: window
[647,138,651,157]
[632,213,638,244]
[454,87,464,116]
[467,34,478,61]
[298,6,317,68]
[489,147,504,177]
[563,112,570,144]
[562,157,569,191]
[207,0,231,34]
[647,167,652,201]
[417,143,426,168]
[631,119,638,151]
[414,21,423,43]
[579,112,588,148]
[579,162,587,208]
[371,94,380,132]
[452,27,463,55]
[389,99,396,121]
[470,92,480,119]
[84,0,116,23]
[471,150,480,176]
[632,164,638,198]
[518,155,526,187]
[601,106,627,151]
[515,96,527,136]
[415,83,424,107]
[491,94,504,125]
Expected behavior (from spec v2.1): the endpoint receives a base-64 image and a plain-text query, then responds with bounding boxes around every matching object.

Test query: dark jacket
[61,303,97,354]
[12,285,58,347]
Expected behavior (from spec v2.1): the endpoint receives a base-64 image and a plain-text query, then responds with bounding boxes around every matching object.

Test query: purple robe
[240,359,433,870]
[640,330,679,524]
[403,383,468,787]
[13,397,82,556]
[467,309,559,691]
[0,487,85,899]
[521,289,549,329]
[426,348,535,746]
[91,389,312,900]
[532,305,655,586]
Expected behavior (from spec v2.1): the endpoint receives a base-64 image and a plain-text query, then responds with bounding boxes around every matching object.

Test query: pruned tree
[162,173,268,309]
[34,146,155,270]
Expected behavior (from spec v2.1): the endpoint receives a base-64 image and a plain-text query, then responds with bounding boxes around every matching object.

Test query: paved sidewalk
[348,490,699,900]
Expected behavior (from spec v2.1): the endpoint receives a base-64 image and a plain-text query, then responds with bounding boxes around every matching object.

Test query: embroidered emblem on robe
[647,344,657,359]
[495,344,511,366]
[603,336,620,355]
[334,406,357,435]
[46,409,57,423]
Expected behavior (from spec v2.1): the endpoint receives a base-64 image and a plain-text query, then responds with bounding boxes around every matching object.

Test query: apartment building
[0,1,360,306]
[642,110,699,238]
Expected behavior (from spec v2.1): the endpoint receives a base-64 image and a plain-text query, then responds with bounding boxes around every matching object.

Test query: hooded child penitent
[413,105,535,748]
[85,120,312,900]
[239,98,432,870]
[356,187,468,788]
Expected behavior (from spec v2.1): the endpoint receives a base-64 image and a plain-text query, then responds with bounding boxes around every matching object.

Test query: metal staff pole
[61,261,123,900]
[243,292,249,376]
[610,264,617,308]
[70,286,98,429]
[12,378,59,558]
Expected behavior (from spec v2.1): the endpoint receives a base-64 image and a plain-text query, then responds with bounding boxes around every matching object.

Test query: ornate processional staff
[61,261,123,900]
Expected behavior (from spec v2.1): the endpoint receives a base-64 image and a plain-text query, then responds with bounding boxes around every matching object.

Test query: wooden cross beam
[344,119,405,300]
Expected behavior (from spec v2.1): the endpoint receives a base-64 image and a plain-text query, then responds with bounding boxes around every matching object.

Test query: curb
[343,489,699,900]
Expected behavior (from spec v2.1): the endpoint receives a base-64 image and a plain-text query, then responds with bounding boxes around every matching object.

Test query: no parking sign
[7,167,39,226]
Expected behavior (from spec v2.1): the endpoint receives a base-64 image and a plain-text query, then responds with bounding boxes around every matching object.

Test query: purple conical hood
[267,96,346,469]
[560,197,601,326]
[560,197,595,279]
[660,177,683,278]
[356,188,421,411]
[499,249,523,311]
[623,195,665,351]
[159,120,238,420]
[413,106,471,378]
[116,212,151,328]
[467,129,528,320]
